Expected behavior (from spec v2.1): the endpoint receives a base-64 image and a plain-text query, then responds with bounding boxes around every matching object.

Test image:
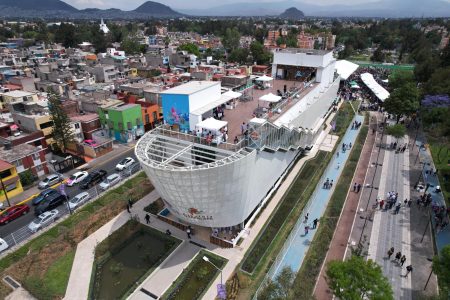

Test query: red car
[0,204,30,225]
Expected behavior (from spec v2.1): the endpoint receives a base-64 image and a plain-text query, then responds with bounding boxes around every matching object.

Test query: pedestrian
[128,198,133,208]
[313,218,318,229]
[336,151,339,158]
[145,213,150,224]
[387,247,394,258]
[304,213,309,224]
[240,122,246,135]
[353,182,357,192]
[400,255,406,267]
[380,199,385,210]
[394,251,402,263]
[330,180,334,188]
[234,136,239,144]
[337,162,340,169]
[404,198,408,206]
[357,183,362,193]
[304,225,309,235]
[349,142,352,149]
[166,229,172,236]
[126,203,131,213]
[186,227,191,239]
[404,265,413,277]
[408,199,412,207]
[395,203,401,214]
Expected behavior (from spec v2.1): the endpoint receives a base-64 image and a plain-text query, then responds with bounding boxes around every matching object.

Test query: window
[127,122,132,130]
[118,122,123,130]
[40,121,54,130]
[35,164,44,172]
[145,114,150,124]
[32,153,40,161]
[13,160,23,168]
[136,118,141,126]
[108,120,114,129]
[152,112,158,122]
[0,169,12,179]
[74,123,80,129]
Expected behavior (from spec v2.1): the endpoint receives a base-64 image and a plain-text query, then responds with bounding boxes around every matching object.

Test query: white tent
[259,93,282,103]
[223,90,242,98]
[255,75,274,82]
[335,60,359,80]
[195,117,228,132]
[360,73,390,102]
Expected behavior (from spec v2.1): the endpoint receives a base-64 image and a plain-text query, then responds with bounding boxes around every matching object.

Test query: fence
[1,162,143,254]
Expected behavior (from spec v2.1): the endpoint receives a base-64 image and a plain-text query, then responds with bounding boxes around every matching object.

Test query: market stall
[255,75,274,89]
[195,117,228,144]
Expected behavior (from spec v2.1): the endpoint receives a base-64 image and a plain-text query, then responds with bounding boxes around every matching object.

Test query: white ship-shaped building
[135,49,340,243]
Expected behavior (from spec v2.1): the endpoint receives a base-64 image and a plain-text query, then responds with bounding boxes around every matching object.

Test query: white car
[66,171,89,187]
[115,157,135,171]
[99,173,121,191]
[38,174,63,189]
[68,192,91,210]
[28,209,59,233]
[0,238,8,253]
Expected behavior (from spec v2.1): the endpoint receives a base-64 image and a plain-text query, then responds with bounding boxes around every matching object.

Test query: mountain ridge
[280,7,305,19]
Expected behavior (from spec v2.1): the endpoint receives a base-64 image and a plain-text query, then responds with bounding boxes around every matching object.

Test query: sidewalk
[314,112,376,299]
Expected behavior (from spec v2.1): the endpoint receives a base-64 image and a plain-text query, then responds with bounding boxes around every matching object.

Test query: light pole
[0,176,11,207]
[203,256,225,299]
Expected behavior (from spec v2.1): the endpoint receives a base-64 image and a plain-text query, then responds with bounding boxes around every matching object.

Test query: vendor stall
[255,75,273,89]
[195,117,228,144]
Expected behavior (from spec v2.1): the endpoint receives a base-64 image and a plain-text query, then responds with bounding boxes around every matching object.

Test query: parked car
[0,238,8,253]
[115,157,135,171]
[80,169,107,189]
[68,192,91,210]
[99,173,121,191]
[0,204,30,225]
[38,173,63,190]
[28,209,59,232]
[32,189,60,206]
[34,193,66,216]
[66,171,89,187]
[416,182,425,193]
[84,139,98,147]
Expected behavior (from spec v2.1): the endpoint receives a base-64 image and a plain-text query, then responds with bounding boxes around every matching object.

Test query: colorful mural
[162,94,190,132]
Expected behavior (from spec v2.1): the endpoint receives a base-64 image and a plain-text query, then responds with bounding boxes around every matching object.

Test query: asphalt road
[0,148,137,239]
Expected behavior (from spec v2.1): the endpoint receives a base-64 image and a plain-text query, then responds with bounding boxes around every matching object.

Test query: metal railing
[0,163,142,254]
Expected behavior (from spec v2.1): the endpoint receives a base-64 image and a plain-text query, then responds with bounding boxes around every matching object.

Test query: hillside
[280,7,305,19]
[0,0,77,11]
[134,1,182,16]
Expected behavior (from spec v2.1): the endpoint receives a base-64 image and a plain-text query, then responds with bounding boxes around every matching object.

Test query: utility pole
[0,176,11,207]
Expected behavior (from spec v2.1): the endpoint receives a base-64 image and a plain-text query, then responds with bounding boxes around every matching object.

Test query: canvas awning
[259,93,282,103]
[255,75,274,82]
[195,117,228,131]
[335,60,359,80]
[360,73,390,102]
[223,90,242,98]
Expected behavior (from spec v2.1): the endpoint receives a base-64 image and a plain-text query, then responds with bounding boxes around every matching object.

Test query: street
[0,148,137,239]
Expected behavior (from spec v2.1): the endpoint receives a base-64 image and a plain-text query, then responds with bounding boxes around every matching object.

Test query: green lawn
[291,121,368,299]
[0,172,154,299]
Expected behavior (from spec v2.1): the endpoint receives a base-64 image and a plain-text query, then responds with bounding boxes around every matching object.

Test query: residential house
[99,103,143,143]
[0,159,24,202]
[0,141,48,178]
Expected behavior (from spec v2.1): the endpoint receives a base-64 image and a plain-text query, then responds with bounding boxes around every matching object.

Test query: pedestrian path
[367,134,412,299]
[269,114,364,280]
[414,139,450,252]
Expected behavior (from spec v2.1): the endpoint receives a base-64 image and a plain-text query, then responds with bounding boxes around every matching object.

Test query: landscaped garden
[91,220,180,299]
[290,120,368,299]
[161,250,227,300]
[0,172,154,299]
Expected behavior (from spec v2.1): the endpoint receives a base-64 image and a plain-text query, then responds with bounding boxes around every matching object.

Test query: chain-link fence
[1,163,142,252]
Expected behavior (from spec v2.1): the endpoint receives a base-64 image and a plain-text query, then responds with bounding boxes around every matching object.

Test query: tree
[388,70,415,90]
[385,124,406,142]
[178,43,201,57]
[250,41,272,65]
[222,27,241,51]
[121,37,142,55]
[326,256,394,300]
[258,266,294,300]
[371,46,385,62]
[48,91,75,153]
[228,48,249,64]
[383,82,419,123]
[433,244,450,295]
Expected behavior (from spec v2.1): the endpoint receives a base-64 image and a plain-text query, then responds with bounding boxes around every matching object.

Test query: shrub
[19,169,36,187]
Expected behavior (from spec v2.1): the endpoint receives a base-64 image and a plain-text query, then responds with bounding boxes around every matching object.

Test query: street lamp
[203,256,225,299]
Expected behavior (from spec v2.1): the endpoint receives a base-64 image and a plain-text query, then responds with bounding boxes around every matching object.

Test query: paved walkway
[267,114,365,281]
[64,190,159,300]
[314,112,376,299]
[367,134,412,299]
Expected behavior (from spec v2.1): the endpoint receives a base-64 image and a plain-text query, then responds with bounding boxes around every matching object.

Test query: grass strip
[160,250,228,300]
[0,172,154,299]
[291,123,368,299]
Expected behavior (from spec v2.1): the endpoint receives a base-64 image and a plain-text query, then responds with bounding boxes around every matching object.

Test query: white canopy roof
[195,117,228,131]
[249,117,267,124]
[255,75,274,82]
[335,60,359,80]
[259,93,282,103]
[223,90,242,98]
[360,72,390,102]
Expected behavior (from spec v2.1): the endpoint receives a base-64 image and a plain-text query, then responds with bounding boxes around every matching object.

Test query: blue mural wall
[161,94,190,132]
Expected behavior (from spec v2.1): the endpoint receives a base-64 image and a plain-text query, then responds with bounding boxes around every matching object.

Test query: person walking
[304,213,309,224]
[404,265,413,277]
[394,251,402,263]
[357,183,362,193]
[400,255,406,267]
[387,247,394,259]
[336,151,339,158]
[186,227,191,239]
[126,203,131,213]
[395,203,401,214]
[408,199,412,207]
[312,218,318,229]
[145,213,150,224]
[128,198,133,208]
[380,199,385,210]
[353,182,357,192]
[304,225,309,235]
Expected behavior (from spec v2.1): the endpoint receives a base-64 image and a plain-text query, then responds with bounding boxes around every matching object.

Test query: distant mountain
[134,1,182,16]
[0,0,77,11]
[0,0,182,19]
[280,7,305,19]
[180,0,450,17]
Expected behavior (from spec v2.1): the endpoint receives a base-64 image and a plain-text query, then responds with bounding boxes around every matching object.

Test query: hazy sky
[63,0,389,10]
